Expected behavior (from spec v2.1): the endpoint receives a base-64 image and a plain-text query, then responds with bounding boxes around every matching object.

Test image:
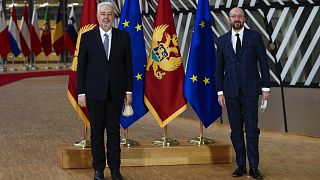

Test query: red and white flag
[0,3,11,58]
[19,4,31,56]
[30,6,42,56]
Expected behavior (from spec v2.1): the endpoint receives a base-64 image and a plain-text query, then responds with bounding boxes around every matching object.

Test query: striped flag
[19,4,31,57]
[53,2,64,55]
[64,5,78,55]
[8,5,21,56]
[0,3,11,58]
[30,6,42,56]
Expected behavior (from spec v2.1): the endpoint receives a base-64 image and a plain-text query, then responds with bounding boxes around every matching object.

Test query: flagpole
[188,121,214,145]
[22,55,29,71]
[120,128,139,147]
[9,55,17,71]
[73,124,91,148]
[152,125,179,147]
[55,53,62,69]
[0,56,4,72]
[45,54,52,69]
[31,53,39,70]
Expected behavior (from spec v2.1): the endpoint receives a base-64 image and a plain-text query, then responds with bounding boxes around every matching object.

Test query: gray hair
[97,2,114,13]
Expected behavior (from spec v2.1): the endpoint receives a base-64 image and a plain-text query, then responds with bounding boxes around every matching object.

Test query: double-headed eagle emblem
[146,24,182,79]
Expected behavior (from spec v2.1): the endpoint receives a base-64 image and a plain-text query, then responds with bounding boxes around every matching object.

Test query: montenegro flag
[67,0,98,128]
[144,0,187,128]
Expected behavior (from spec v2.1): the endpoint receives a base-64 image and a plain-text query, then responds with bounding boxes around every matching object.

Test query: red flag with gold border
[67,0,98,128]
[144,0,187,127]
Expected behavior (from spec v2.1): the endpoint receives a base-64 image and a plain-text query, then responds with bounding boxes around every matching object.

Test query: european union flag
[119,0,148,129]
[184,0,222,128]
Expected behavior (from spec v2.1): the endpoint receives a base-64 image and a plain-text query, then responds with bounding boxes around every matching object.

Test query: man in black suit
[77,2,132,180]
[215,7,270,179]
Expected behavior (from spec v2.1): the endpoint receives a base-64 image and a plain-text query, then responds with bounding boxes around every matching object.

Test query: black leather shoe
[111,172,123,180]
[232,166,247,177]
[249,168,263,179]
[94,170,105,180]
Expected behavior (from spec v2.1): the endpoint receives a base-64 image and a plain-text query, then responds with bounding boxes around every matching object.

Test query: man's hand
[78,95,87,107]
[262,91,270,101]
[124,93,132,105]
[218,94,226,108]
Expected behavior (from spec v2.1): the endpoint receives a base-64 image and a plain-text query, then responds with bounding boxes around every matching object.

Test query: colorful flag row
[68,0,222,130]
[0,4,78,58]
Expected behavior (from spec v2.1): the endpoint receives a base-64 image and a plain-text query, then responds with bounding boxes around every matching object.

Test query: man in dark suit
[77,2,132,180]
[216,7,270,179]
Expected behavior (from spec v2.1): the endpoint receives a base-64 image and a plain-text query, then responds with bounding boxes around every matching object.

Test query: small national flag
[8,5,21,56]
[19,4,31,57]
[41,6,52,56]
[0,3,11,57]
[67,0,98,128]
[30,6,42,56]
[118,0,148,129]
[144,0,187,127]
[184,0,222,128]
[65,5,78,55]
[53,2,64,55]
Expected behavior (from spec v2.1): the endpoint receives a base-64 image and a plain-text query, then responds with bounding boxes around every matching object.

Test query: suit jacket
[77,27,133,100]
[215,28,270,97]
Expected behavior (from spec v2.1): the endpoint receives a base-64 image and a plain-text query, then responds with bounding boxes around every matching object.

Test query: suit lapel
[109,28,118,62]
[226,31,237,58]
[238,28,249,58]
[92,28,108,59]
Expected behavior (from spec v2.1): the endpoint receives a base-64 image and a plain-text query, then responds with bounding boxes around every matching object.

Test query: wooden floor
[0,76,319,180]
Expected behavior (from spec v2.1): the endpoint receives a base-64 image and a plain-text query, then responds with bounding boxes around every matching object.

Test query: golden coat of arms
[146,24,182,79]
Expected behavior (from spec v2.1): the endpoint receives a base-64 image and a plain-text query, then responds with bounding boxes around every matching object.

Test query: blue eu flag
[119,0,148,129]
[184,0,222,128]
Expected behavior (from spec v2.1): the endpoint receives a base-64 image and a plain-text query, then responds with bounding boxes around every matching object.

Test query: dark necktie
[103,33,109,60]
[236,33,241,57]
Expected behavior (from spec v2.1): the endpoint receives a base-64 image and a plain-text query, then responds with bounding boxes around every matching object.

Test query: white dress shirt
[231,27,244,54]
[99,27,112,60]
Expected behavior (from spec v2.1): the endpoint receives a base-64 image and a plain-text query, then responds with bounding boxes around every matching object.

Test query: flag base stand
[30,66,39,70]
[120,128,140,147]
[45,66,52,70]
[55,65,63,69]
[121,138,140,147]
[63,64,71,69]
[188,122,214,145]
[73,139,91,148]
[21,66,30,71]
[152,137,179,147]
[9,67,17,71]
[188,136,214,145]
[152,125,179,146]
[0,67,7,72]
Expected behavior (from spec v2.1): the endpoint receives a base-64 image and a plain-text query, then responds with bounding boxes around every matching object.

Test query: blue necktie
[103,33,109,60]
[236,33,241,57]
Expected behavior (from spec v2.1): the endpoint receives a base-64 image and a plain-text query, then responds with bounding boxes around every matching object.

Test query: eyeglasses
[229,14,245,19]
